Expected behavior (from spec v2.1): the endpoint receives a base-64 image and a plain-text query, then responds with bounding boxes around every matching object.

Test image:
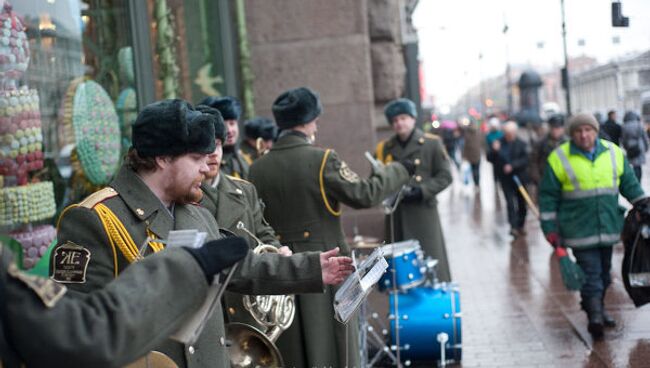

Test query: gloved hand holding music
[184,237,249,283]
[401,185,423,203]
[399,158,417,176]
[320,247,355,285]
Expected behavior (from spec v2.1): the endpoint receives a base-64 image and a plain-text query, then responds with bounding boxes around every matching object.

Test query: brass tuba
[226,221,295,368]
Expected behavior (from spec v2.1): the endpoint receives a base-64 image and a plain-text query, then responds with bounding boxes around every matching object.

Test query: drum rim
[381,242,421,258]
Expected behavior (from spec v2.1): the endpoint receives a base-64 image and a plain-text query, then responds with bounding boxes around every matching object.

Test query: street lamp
[560,0,572,116]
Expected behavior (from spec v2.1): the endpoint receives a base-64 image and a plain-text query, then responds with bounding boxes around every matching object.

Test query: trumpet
[226,221,295,368]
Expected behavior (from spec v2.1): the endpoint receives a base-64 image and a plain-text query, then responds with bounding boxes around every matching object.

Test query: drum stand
[359,297,398,368]
[386,186,407,367]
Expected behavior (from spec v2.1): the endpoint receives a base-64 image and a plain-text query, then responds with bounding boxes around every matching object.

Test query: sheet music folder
[334,247,388,324]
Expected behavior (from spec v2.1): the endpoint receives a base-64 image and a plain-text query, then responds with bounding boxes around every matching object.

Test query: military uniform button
[418,137,425,144]
[220,337,226,346]
[414,159,421,166]
[235,188,243,195]
[228,307,236,315]
[136,208,144,216]
[303,231,310,238]
[415,175,422,182]
[188,346,195,354]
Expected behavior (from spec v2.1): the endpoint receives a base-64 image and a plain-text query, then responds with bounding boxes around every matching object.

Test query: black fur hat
[547,114,565,128]
[272,87,322,129]
[132,99,216,158]
[244,117,278,141]
[196,105,227,142]
[199,96,242,121]
[384,98,417,124]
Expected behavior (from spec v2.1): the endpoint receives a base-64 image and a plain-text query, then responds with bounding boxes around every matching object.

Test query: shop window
[146,0,234,103]
[1,0,137,270]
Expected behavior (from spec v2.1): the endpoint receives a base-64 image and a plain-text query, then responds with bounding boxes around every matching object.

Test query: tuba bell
[226,221,295,368]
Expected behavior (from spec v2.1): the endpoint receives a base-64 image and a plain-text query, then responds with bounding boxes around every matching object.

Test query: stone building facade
[244,0,418,238]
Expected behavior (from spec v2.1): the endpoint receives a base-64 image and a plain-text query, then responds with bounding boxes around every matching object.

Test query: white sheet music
[334,248,387,324]
[165,229,207,249]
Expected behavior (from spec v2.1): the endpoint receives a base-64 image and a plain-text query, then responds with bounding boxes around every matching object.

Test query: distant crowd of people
[438,108,648,340]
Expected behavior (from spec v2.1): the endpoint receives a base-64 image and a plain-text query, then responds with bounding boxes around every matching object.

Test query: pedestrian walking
[462,120,483,190]
[530,114,567,186]
[375,98,453,281]
[601,110,622,145]
[486,117,504,187]
[250,87,411,368]
[487,121,530,238]
[621,111,649,183]
[539,113,646,339]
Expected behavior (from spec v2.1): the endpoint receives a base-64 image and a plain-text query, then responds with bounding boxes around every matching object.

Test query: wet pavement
[364,163,650,368]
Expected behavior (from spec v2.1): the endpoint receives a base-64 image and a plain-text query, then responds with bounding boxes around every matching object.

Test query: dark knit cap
[384,98,417,124]
[199,96,242,121]
[196,105,226,142]
[132,99,216,158]
[272,87,322,129]
[244,117,278,141]
[547,114,565,128]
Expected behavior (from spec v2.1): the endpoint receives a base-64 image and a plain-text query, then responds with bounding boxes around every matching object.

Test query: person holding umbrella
[539,113,646,339]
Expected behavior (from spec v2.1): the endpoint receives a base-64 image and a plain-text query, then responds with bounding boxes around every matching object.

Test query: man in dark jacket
[531,114,567,186]
[487,121,530,238]
[601,110,622,145]
[621,111,649,182]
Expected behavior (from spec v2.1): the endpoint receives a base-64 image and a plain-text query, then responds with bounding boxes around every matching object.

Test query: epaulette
[424,133,441,140]
[226,174,251,184]
[78,187,118,209]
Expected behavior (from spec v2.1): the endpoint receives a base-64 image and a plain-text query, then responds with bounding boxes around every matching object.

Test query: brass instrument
[226,221,295,368]
[255,137,266,156]
[124,351,178,368]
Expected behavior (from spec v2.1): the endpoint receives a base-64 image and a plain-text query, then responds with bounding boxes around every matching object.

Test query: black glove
[401,185,423,203]
[399,159,417,176]
[184,236,249,283]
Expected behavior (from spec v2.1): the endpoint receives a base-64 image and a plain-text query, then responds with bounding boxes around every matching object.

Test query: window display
[1,0,137,269]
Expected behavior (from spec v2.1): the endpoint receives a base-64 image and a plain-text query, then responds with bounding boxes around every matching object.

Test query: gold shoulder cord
[242,152,253,165]
[94,203,164,277]
[319,149,342,217]
[375,141,385,163]
[374,140,393,164]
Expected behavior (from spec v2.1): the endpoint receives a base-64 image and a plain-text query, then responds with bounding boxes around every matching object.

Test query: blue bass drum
[389,285,462,363]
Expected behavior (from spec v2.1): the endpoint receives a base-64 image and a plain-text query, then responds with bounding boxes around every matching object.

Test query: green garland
[236,0,255,118]
[155,0,180,99]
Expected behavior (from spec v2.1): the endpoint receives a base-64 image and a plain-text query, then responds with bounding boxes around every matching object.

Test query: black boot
[602,295,616,328]
[584,297,604,339]
[602,310,616,328]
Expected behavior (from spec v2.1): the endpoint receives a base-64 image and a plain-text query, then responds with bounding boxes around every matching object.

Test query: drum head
[381,239,421,257]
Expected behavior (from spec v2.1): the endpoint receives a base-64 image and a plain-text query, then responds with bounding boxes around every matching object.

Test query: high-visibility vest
[544,139,625,247]
[547,139,624,200]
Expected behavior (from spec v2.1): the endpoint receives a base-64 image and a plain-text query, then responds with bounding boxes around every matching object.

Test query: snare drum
[379,240,425,291]
[389,285,462,363]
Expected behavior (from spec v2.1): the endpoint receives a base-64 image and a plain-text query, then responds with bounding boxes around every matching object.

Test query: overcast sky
[413,0,650,107]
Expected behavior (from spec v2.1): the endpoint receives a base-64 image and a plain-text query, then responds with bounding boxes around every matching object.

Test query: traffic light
[612,2,629,27]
